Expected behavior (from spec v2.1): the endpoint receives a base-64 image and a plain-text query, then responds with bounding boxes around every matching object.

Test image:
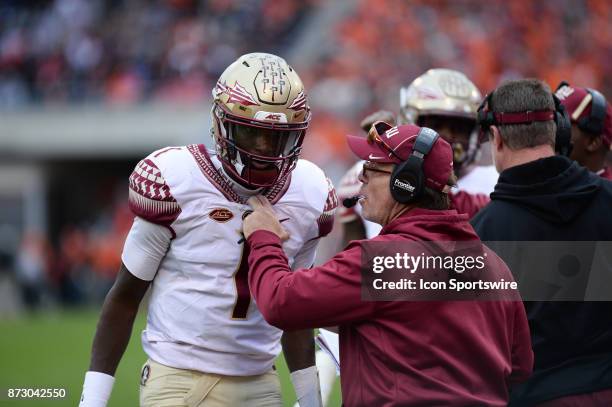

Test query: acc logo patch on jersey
[209,208,234,223]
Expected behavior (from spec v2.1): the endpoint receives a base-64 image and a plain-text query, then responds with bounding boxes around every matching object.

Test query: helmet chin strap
[453,130,480,175]
[214,156,264,195]
[452,143,473,176]
[233,148,281,188]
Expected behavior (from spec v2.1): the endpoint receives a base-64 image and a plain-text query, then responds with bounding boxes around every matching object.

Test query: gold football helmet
[399,69,482,171]
[211,53,311,188]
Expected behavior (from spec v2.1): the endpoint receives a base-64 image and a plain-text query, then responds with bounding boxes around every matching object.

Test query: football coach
[471,78,612,406]
[243,123,533,406]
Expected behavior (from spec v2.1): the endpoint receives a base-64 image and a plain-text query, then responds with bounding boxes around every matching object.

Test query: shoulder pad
[317,177,338,238]
[128,158,181,226]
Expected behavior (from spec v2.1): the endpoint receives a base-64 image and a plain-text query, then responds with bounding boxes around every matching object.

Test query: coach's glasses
[359,162,393,182]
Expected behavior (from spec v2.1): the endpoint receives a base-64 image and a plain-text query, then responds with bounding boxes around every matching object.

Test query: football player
[399,68,495,216]
[79,53,336,407]
[555,82,612,180]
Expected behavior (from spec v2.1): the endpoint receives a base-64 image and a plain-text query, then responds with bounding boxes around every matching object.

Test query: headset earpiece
[390,127,439,204]
[390,156,424,204]
[476,93,495,140]
[556,80,607,144]
[578,88,606,135]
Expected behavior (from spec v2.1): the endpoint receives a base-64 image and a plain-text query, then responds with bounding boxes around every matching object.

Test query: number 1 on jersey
[231,244,251,319]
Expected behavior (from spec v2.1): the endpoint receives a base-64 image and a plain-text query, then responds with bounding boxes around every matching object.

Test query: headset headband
[478,93,555,127]
[491,110,555,125]
[412,127,438,158]
[478,88,572,157]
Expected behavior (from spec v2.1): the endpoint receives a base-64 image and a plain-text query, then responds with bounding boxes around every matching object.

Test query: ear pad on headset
[578,89,606,135]
[553,94,573,157]
[476,93,495,140]
[390,156,424,204]
[389,127,439,204]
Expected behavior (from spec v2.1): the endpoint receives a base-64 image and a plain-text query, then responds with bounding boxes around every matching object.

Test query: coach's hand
[244,196,290,241]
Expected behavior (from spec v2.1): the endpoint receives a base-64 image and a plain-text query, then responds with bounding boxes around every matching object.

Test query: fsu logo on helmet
[209,208,234,223]
[215,81,260,106]
[289,91,307,111]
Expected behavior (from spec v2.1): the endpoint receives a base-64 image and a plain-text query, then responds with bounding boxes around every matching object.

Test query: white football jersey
[122,145,336,375]
[456,165,498,195]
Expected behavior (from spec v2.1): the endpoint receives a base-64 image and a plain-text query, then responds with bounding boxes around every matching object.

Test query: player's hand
[244,196,290,241]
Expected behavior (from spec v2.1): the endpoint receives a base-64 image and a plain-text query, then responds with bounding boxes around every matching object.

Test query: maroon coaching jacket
[248,208,533,407]
[450,190,490,218]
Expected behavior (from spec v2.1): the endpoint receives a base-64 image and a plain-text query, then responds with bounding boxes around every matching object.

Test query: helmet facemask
[213,103,307,188]
[417,114,480,174]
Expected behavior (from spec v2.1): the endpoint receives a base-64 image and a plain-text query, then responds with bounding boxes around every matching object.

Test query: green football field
[0,309,341,406]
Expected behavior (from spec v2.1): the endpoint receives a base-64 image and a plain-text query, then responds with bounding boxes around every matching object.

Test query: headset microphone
[342,196,362,208]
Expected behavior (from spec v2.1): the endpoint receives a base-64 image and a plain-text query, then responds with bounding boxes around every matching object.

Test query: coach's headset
[556,81,607,135]
[371,122,440,204]
[476,89,572,157]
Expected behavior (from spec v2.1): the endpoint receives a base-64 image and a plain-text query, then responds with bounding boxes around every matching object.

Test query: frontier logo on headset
[394,178,416,193]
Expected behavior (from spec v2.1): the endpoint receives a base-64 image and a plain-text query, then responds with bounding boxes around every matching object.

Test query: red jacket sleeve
[450,190,490,218]
[247,230,376,330]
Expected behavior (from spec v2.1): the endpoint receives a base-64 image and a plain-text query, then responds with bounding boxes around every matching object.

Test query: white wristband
[79,371,115,407]
[290,366,322,407]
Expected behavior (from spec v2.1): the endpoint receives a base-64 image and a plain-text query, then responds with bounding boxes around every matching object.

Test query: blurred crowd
[0,0,316,107]
[1,0,610,111]
[305,0,612,121]
[3,0,608,158]
[11,197,132,310]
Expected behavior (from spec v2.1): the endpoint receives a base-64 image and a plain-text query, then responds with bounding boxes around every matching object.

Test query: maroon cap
[347,122,454,191]
[556,84,612,148]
